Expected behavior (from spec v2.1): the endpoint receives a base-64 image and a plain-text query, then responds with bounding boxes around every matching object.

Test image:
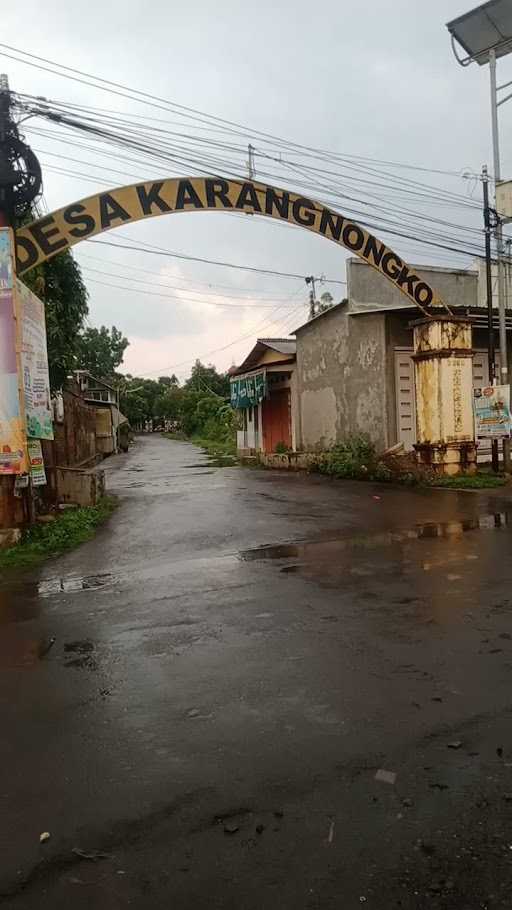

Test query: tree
[77,325,129,379]
[317,291,334,313]
[21,250,89,389]
[184,360,230,397]
[158,375,179,388]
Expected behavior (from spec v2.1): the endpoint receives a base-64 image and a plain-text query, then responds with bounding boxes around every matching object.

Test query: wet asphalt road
[3,435,512,908]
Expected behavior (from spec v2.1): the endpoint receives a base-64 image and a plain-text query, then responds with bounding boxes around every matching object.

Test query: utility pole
[305,275,317,319]
[482,165,499,472]
[247,143,255,180]
[489,48,511,471]
[0,74,12,228]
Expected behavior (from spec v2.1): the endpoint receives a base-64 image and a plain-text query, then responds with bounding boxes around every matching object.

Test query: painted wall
[296,306,388,451]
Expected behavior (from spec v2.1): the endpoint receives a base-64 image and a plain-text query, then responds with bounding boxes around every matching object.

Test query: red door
[262,389,291,452]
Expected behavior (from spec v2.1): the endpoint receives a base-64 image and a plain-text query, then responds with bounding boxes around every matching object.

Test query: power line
[83,272,304,309]
[87,237,347,284]
[136,301,304,378]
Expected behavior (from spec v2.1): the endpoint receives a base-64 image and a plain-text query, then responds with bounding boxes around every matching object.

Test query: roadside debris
[39,832,50,844]
[402,798,414,808]
[223,823,239,835]
[375,769,396,785]
[72,847,109,861]
[447,741,463,750]
[327,820,335,844]
[37,637,56,658]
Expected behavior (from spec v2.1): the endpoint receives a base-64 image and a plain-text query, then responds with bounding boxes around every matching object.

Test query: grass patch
[431,473,507,490]
[162,430,237,463]
[191,435,237,460]
[0,496,118,569]
[162,431,187,442]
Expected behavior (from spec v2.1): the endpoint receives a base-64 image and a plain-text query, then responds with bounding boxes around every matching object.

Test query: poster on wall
[27,439,47,486]
[474,385,512,439]
[16,278,54,440]
[0,229,28,474]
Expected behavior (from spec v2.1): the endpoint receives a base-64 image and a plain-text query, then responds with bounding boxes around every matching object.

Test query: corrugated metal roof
[231,337,296,376]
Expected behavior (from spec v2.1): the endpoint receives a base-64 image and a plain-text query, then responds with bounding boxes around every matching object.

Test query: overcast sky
[4,0,512,380]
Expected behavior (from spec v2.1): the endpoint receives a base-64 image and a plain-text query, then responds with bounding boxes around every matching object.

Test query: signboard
[15,177,447,313]
[16,279,53,440]
[230,372,266,409]
[27,439,47,486]
[0,228,28,474]
[474,385,512,439]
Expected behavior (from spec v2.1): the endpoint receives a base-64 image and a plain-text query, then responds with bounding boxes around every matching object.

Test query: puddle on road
[240,511,512,564]
[38,573,115,597]
[239,511,512,587]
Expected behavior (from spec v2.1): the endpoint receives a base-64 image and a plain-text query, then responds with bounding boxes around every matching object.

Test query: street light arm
[450,34,473,66]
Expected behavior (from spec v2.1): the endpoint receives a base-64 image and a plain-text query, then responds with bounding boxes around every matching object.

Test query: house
[230,339,297,455]
[294,258,512,457]
[73,370,128,455]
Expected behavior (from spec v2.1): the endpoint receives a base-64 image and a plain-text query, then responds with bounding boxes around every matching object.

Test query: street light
[447,0,512,469]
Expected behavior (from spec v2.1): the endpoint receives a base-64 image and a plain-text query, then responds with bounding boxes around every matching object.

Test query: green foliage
[317,435,380,480]
[184,360,230,397]
[118,362,234,449]
[0,497,117,569]
[317,291,334,314]
[77,325,129,380]
[432,473,507,489]
[21,250,89,389]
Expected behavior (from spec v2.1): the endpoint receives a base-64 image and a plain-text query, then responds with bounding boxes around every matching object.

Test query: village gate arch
[14,174,480,474]
[14,175,448,314]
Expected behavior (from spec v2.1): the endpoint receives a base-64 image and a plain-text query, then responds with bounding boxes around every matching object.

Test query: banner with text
[16,279,53,440]
[27,438,47,486]
[0,229,28,474]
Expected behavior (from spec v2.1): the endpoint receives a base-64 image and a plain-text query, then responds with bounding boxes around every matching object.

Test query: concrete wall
[296,306,388,451]
[347,259,479,313]
[53,466,106,507]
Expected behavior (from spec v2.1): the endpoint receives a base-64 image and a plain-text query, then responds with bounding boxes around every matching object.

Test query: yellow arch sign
[15,176,445,311]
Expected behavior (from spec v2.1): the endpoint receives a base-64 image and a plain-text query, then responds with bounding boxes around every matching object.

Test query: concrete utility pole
[447,3,512,470]
[0,74,12,228]
[482,165,500,472]
[305,275,317,319]
[489,48,511,470]
[247,143,255,180]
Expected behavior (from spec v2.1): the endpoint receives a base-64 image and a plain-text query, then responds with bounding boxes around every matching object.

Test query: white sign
[27,438,47,486]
